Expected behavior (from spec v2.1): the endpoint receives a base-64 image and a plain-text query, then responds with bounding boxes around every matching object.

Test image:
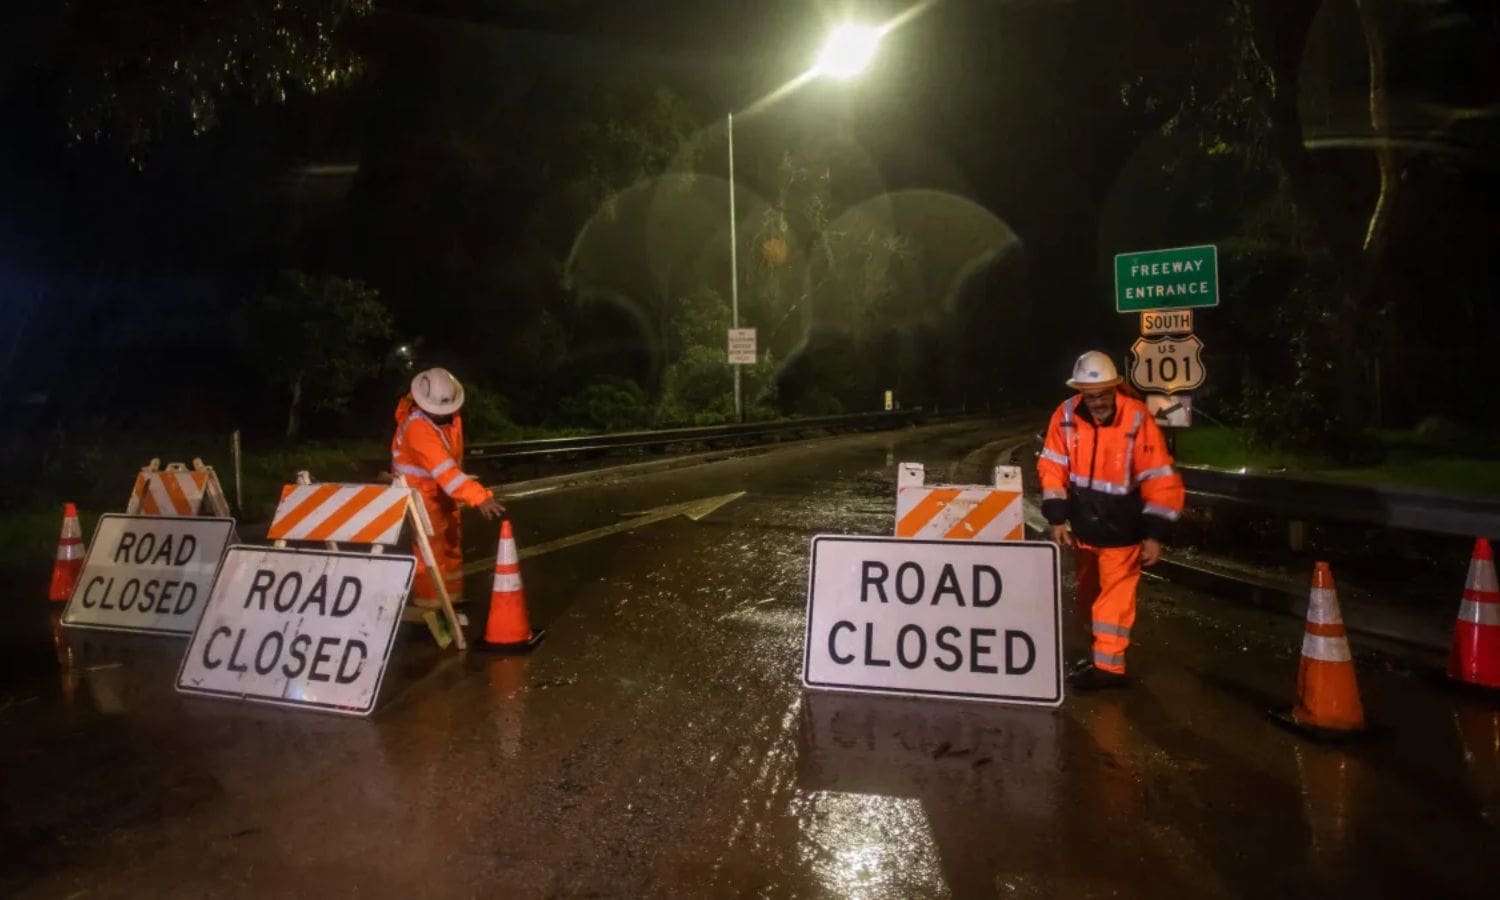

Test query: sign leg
[408,503,466,651]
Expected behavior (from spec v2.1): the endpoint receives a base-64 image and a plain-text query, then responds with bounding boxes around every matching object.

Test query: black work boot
[1068,665,1131,691]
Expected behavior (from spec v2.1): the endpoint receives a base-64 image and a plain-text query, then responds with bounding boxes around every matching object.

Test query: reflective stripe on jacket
[1036,391,1185,547]
[390,395,492,508]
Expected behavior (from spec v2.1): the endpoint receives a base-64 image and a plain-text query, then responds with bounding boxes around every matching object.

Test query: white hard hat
[411,368,465,416]
[1066,351,1123,391]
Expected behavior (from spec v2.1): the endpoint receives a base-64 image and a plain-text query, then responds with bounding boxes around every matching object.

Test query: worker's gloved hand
[1140,538,1163,567]
[1049,523,1075,549]
[477,497,506,521]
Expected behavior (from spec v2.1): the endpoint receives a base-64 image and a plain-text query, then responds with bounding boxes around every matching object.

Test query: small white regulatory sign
[176,546,415,717]
[63,514,234,636]
[803,536,1062,706]
[727,327,757,364]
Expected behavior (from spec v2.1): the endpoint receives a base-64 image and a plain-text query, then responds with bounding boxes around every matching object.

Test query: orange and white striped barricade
[126,459,233,518]
[895,462,1026,542]
[266,472,463,650]
[62,460,239,636]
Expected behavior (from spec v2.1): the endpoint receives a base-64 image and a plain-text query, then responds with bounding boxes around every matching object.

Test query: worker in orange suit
[1037,351,1185,690]
[391,367,505,607]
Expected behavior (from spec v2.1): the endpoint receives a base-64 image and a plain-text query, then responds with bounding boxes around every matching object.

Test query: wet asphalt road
[3,421,1499,898]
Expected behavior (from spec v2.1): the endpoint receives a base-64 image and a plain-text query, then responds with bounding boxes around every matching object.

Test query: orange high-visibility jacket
[390,395,492,508]
[1037,391,1185,547]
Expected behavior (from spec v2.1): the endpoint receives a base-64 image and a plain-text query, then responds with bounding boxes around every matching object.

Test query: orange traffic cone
[1273,562,1367,738]
[49,503,86,602]
[476,520,545,653]
[1448,538,1500,691]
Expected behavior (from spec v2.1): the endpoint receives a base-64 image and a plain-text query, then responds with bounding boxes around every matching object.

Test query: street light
[727,22,884,420]
[813,24,884,80]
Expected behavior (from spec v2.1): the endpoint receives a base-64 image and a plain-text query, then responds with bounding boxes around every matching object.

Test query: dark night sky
[2,0,1497,432]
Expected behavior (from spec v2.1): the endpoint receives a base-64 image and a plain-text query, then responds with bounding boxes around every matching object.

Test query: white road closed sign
[803,536,1062,706]
[63,514,234,636]
[176,547,415,717]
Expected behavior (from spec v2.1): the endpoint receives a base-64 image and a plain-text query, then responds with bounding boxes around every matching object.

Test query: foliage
[577,87,704,208]
[1114,0,1392,455]
[461,385,521,442]
[558,379,654,432]
[655,287,777,425]
[746,152,915,359]
[354,79,703,422]
[243,271,394,439]
[54,0,372,166]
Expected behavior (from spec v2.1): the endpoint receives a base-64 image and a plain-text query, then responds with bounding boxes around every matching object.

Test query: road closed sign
[803,536,1062,706]
[63,514,234,636]
[177,547,415,717]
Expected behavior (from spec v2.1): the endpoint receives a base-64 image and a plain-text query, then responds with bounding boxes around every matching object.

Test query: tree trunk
[1356,0,1397,427]
[1356,0,1396,262]
[286,375,303,440]
[1245,0,1372,446]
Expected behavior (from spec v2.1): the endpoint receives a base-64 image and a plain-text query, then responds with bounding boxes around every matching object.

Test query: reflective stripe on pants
[1075,542,1142,674]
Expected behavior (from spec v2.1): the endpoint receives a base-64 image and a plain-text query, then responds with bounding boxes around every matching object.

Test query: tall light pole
[727,23,885,422]
[728,110,741,422]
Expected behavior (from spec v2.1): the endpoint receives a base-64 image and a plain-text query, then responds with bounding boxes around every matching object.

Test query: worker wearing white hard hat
[1038,351,1185,691]
[391,368,504,608]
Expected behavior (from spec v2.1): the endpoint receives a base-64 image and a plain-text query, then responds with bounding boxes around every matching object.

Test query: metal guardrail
[1179,466,1500,539]
[466,409,935,462]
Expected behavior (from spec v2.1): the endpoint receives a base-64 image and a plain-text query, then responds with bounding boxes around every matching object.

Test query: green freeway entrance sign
[1114,244,1218,312]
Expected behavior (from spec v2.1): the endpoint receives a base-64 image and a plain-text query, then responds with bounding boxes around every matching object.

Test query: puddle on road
[794,792,947,899]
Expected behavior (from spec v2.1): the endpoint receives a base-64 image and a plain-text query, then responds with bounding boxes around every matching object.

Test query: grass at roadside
[1174,426,1500,497]
[0,438,389,578]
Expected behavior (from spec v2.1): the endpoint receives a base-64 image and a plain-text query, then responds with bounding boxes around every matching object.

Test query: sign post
[728,327,756,424]
[803,536,1062,706]
[1114,245,1219,313]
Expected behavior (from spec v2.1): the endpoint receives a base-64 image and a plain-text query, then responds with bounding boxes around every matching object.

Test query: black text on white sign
[803,536,1062,706]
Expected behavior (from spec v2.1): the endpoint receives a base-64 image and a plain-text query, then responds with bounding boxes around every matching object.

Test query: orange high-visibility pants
[1074,543,1142,674]
[411,493,464,604]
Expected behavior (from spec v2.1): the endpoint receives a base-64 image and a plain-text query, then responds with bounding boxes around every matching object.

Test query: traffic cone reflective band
[1448,538,1500,690]
[477,520,544,653]
[49,503,85,603]
[1290,562,1366,733]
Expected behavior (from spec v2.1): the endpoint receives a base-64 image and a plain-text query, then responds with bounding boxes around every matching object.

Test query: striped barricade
[265,474,465,650]
[126,459,232,518]
[895,462,1025,541]
[268,483,416,546]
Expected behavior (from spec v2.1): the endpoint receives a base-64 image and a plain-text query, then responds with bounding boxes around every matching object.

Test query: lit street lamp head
[814,24,883,80]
